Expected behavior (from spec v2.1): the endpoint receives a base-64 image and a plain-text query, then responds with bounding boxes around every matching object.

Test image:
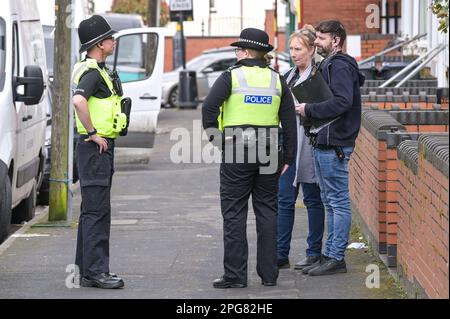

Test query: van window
[12,23,19,78]
[43,25,55,76]
[108,33,158,83]
[0,18,5,91]
[21,21,47,68]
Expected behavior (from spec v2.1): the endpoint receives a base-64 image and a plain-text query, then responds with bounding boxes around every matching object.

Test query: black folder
[291,69,335,128]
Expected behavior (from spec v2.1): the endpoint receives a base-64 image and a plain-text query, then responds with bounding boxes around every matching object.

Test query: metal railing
[395,45,447,87]
[379,44,444,88]
[358,33,427,66]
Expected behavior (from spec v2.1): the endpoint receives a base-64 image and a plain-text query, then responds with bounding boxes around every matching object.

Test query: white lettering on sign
[170,0,193,11]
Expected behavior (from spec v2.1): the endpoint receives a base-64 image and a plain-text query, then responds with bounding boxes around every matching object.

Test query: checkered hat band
[238,38,269,47]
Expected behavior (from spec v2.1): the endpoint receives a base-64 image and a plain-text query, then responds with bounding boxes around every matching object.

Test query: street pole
[49,0,71,221]
[147,0,158,26]
[67,0,79,223]
[274,0,279,71]
[297,0,303,29]
[240,0,243,30]
[146,0,158,77]
[180,13,186,69]
[208,2,211,36]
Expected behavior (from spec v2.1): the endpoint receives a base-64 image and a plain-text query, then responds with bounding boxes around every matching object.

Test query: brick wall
[361,35,399,59]
[350,125,388,253]
[350,109,449,298]
[302,0,401,35]
[164,36,239,72]
[265,9,287,52]
[397,136,449,298]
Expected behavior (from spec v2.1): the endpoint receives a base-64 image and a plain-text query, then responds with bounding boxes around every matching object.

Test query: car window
[184,55,214,71]
[0,18,5,91]
[108,33,158,83]
[206,58,236,72]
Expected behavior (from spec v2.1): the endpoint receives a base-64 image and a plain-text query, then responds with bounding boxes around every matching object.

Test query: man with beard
[297,20,365,276]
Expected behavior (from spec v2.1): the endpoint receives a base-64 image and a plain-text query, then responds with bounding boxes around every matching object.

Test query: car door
[107,28,165,149]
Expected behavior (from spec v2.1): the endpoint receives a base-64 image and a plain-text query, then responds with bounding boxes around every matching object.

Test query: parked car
[161,47,291,108]
[0,0,48,243]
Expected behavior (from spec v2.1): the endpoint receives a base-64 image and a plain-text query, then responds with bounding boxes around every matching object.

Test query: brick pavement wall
[397,141,449,298]
[350,126,387,253]
[404,124,449,133]
[350,110,448,268]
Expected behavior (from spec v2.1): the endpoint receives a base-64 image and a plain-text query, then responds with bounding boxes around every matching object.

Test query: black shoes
[81,273,124,289]
[308,258,347,276]
[278,259,290,269]
[261,281,277,286]
[301,255,330,274]
[294,255,321,270]
[213,276,247,289]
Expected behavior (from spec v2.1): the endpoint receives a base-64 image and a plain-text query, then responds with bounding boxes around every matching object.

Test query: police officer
[202,28,297,288]
[72,15,128,289]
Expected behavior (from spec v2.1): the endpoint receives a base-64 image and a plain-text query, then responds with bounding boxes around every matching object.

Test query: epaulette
[226,64,242,73]
[85,58,99,69]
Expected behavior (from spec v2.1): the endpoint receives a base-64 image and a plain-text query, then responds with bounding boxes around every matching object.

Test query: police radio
[120,98,132,136]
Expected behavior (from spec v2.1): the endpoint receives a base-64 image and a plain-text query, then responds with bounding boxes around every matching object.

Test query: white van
[106,27,166,158]
[0,0,48,242]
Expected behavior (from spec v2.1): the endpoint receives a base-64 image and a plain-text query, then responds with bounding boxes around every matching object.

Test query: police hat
[78,15,117,53]
[230,28,274,52]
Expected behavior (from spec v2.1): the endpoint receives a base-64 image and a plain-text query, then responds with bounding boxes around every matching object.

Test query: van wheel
[0,164,12,243]
[37,189,49,206]
[168,86,179,108]
[12,182,37,224]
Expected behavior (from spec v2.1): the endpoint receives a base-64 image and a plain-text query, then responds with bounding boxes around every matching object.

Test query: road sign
[170,0,193,11]
[169,0,194,22]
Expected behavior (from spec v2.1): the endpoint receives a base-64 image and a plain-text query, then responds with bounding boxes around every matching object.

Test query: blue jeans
[301,183,325,257]
[277,163,298,262]
[313,147,354,261]
[277,164,325,261]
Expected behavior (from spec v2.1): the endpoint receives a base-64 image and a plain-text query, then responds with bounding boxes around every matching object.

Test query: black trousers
[75,137,115,277]
[220,147,282,284]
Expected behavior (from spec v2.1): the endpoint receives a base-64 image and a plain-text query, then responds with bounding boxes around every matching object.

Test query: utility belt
[223,126,281,150]
[79,135,116,144]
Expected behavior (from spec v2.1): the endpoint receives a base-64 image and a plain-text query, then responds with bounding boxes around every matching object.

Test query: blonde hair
[246,48,273,65]
[289,24,316,50]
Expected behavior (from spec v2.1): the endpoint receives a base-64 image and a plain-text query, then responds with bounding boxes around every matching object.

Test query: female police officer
[72,15,128,289]
[202,28,297,288]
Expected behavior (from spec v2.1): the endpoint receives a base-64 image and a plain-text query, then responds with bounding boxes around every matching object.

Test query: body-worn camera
[110,70,123,97]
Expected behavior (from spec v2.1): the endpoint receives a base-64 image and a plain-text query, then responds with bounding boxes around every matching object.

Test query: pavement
[0,107,405,299]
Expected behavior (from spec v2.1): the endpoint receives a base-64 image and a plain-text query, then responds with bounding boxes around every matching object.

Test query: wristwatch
[87,129,97,137]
